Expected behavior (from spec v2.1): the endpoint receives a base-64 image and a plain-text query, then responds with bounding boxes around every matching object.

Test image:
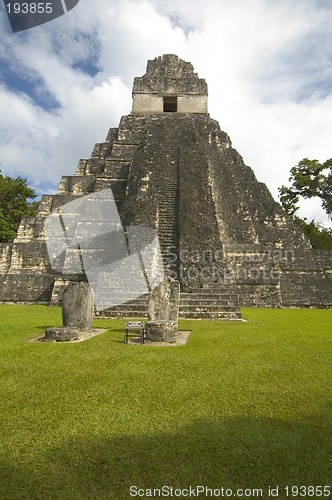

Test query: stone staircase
[94,293,149,318]
[179,285,242,319]
[96,284,242,320]
[155,150,179,279]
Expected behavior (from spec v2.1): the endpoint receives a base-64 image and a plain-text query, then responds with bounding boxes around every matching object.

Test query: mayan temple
[0,54,331,317]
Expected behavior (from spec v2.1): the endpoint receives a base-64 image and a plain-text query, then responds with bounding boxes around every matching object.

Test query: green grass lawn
[0,305,331,499]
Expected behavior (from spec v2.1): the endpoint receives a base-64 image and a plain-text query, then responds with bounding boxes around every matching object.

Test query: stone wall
[133,54,208,95]
[132,94,163,114]
[280,249,332,308]
[178,95,208,113]
[132,94,208,114]
[0,244,11,272]
[224,245,332,308]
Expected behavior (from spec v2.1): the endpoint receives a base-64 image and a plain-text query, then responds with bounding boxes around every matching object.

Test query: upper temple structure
[0,54,331,317]
[132,54,208,114]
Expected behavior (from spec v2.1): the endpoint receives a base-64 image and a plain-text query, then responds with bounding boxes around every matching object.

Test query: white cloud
[0,0,331,225]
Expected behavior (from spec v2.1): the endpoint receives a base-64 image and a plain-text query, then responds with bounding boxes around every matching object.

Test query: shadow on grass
[0,415,331,499]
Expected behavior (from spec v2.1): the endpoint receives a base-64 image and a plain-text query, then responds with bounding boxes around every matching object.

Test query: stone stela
[0,54,331,316]
[44,282,94,341]
[146,277,180,343]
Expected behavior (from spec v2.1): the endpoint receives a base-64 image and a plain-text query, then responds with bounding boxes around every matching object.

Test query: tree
[278,158,332,249]
[294,218,332,250]
[0,171,39,243]
[279,158,332,218]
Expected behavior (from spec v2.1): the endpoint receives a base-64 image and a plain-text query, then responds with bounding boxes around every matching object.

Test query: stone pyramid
[0,54,331,316]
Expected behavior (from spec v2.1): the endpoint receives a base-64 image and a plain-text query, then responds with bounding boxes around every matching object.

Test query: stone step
[101,292,148,298]
[160,243,177,248]
[179,303,239,312]
[179,311,243,320]
[98,310,241,320]
[98,303,149,312]
[96,289,242,320]
[96,293,148,300]
[160,240,177,244]
[181,292,238,301]
[160,241,177,246]
[185,286,235,293]
[179,299,239,307]
[97,309,242,320]
[95,310,147,318]
[99,298,148,309]
[99,292,236,303]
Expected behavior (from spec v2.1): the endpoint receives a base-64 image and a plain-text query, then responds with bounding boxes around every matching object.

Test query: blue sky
[0,0,331,224]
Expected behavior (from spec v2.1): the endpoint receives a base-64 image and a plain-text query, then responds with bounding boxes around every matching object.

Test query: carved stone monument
[44,282,94,341]
[146,277,180,342]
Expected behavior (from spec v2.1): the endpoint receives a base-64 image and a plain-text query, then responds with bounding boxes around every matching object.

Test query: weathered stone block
[146,277,179,341]
[86,159,105,175]
[44,327,81,342]
[58,176,95,195]
[105,127,118,142]
[146,320,178,342]
[0,273,54,302]
[0,244,11,272]
[37,195,54,215]
[148,277,180,322]
[110,143,139,161]
[94,178,127,200]
[102,161,130,179]
[62,282,94,331]
[74,159,88,176]
[9,242,50,271]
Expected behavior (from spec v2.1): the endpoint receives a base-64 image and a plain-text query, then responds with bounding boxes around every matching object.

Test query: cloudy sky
[0,0,331,224]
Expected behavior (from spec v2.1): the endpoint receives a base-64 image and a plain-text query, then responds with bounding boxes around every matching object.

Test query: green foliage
[0,306,331,498]
[294,218,332,250]
[279,158,332,249]
[279,158,332,218]
[0,171,38,242]
[278,184,300,217]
